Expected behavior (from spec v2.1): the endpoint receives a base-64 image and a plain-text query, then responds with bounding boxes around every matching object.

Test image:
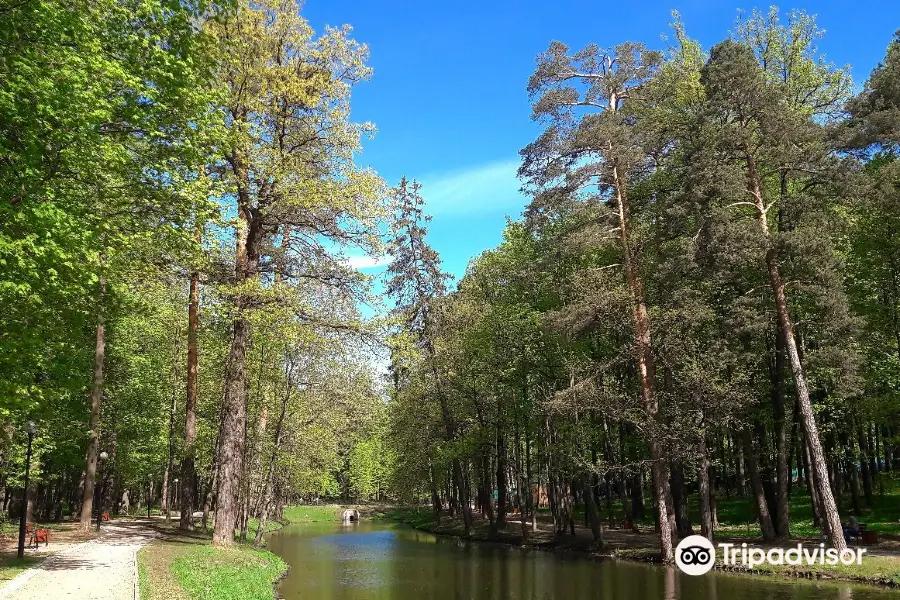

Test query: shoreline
[375,509,900,590]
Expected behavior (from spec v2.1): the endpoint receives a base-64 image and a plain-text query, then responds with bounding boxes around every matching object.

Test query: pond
[267,521,895,600]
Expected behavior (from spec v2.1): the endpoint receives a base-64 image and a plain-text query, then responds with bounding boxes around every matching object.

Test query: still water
[268,521,896,600]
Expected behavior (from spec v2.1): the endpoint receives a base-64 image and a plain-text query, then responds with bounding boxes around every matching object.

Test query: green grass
[244,505,344,540]
[554,473,900,539]
[0,555,41,584]
[697,474,900,538]
[245,517,283,541]
[138,504,345,600]
[139,521,288,600]
[381,476,900,543]
[721,553,900,586]
[0,519,76,537]
[170,545,286,600]
[374,507,436,528]
[139,538,193,600]
[227,505,346,544]
[281,505,343,523]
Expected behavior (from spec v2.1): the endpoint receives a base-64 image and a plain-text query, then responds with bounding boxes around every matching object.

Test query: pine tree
[520,40,674,561]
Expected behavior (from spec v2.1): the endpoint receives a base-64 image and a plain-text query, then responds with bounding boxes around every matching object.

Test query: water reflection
[268,521,883,600]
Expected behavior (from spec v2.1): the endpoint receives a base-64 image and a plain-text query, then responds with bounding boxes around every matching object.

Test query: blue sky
[302,1,900,281]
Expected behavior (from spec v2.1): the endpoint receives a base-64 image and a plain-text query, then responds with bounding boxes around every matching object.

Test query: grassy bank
[138,505,346,600]
[720,553,900,587]
[246,505,344,539]
[138,527,287,600]
[533,476,900,539]
[380,506,900,589]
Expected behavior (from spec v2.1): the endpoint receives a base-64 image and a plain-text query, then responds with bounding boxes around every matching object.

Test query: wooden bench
[25,523,50,548]
[851,523,865,545]
[846,523,878,545]
[612,519,640,533]
[861,525,879,545]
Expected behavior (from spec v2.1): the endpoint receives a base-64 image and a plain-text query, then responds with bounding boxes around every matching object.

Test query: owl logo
[675,535,716,575]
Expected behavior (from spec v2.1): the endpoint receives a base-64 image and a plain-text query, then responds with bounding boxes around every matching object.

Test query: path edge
[0,540,93,599]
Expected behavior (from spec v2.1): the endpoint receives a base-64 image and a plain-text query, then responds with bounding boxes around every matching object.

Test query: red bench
[25,523,50,547]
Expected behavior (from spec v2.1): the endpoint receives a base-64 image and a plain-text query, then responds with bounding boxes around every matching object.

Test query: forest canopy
[1,0,899,560]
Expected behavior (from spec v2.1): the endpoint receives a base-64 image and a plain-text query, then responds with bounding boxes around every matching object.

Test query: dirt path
[0,520,156,600]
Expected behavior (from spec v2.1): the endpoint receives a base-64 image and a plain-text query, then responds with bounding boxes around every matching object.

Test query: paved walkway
[0,520,156,600]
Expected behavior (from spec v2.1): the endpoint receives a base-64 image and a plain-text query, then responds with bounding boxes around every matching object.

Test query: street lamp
[17,421,37,559]
[173,479,179,518]
[95,451,108,531]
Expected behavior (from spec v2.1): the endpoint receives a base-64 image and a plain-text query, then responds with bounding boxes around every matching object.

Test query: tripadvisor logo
[675,535,716,575]
[675,535,868,576]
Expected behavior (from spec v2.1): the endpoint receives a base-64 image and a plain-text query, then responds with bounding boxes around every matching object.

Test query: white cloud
[420,159,527,216]
[346,254,392,270]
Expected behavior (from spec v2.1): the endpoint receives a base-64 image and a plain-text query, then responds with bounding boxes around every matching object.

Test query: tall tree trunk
[424,342,472,536]
[873,424,884,495]
[161,463,170,516]
[514,416,526,539]
[698,434,713,540]
[735,433,747,497]
[884,426,894,472]
[611,157,672,562]
[429,463,442,516]
[79,275,106,531]
[745,153,845,551]
[180,264,200,530]
[788,398,801,495]
[607,422,630,522]
[526,434,535,531]
[212,189,259,546]
[848,450,861,516]
[25,474,36,524]
[202,419,222,533]
[452,458,472,535]
[480,452,494,526]
[164,359,178,524]
[254,360,291,547]
[742,428,776,541]
[669,458,693,537]
[803,437,822,529]
[709,463,719,529]
[495,420,507,530]
[163,364,178,523]
[771,324,790,538]
[663,470,677,540]
[631,469,645,520]
[582,474,604,545]
[858,423,874,506]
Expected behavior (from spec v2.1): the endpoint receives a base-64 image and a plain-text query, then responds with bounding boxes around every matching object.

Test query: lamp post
[17,421,36,559]
[95,451,108,531]
[173,478,179,519]
[147,479,152,519]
